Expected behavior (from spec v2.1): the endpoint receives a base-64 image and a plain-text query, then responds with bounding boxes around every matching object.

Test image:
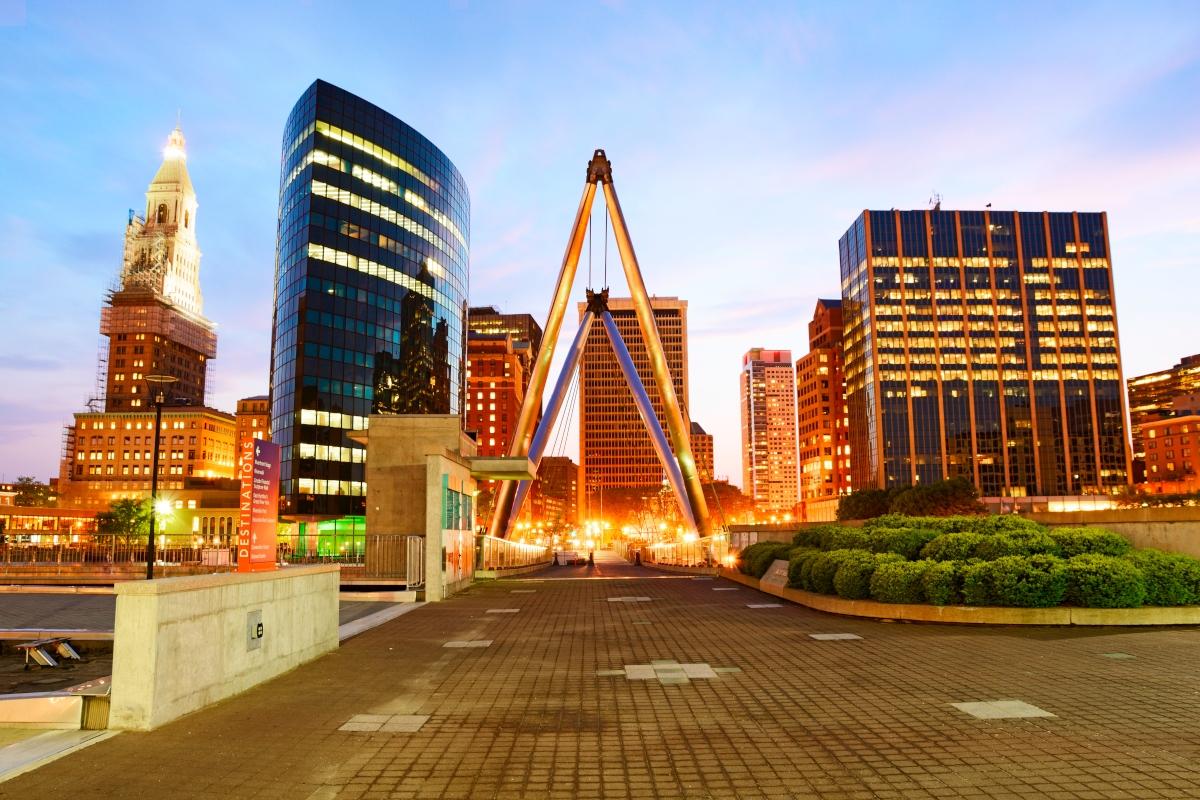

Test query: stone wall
[1027,508,1200,558]
[108,564,339,731]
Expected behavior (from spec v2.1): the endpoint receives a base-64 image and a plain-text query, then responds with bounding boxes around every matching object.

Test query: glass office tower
[270,80,469,517]
[840,210,1130,497]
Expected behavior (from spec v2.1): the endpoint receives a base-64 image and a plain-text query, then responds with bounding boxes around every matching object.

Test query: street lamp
[145,374,178,580]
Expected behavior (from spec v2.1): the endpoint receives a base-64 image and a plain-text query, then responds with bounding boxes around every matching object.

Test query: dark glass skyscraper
[840,209,1130,497]
[270,80,469,517]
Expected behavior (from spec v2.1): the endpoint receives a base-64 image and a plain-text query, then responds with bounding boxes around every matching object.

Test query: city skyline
[3,2,1200,485]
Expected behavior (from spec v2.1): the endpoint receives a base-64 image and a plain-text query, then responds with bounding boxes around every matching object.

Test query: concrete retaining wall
[1027,508,1200,559]
[109,564,340,731]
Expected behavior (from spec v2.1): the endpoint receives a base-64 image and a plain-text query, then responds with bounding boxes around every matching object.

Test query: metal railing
[1,541,232,566]
[644,533,733,568]
[477,535,551,571]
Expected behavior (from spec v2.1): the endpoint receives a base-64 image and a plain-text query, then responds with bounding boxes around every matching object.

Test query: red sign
[238,440,280,573]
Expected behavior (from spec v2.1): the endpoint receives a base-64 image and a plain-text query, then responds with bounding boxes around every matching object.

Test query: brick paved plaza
[6,553,1200,799]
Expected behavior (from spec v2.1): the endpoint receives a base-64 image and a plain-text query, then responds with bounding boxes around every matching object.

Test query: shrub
[787,548,822,589]
[870,560,931,603]
[889,477,987,517]
[923,560,967,605]
[792,525,839,549]
[869,527,940,560]
[806,549,867,594]
[738,541,793,578]
[971,515,1047,536]
[825,527,871,551]
[1048,527,1132,558]
[973,530,1059,561]
[833,552,904,600]
[921,532,985,561]
[964,554,1068,607]
[1065,554,1146,608]
[1125,550,1200,606]
[837,488,895,520]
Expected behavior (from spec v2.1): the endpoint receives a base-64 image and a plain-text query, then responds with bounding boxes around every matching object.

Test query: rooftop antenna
[928,191,942,211]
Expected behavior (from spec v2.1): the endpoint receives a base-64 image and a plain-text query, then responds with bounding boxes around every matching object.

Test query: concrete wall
[1027,508,1200,558]
[109,564,339,731]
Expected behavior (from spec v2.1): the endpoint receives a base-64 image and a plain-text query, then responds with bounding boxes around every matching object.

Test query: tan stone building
[740,348,799,515]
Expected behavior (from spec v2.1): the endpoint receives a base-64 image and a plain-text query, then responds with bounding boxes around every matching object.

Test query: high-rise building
[690,421,714,481]
[531,456,579,528]
[467,306,543,396]
[796,300,850,521]
[578,296,689,495]
[740,348,799,514]
[269,80,470,518]
[101,126,216,410]
[840,209,1130,496]
[236,395,270,452]
[465,334,526,458]
[1128,354,1200,479]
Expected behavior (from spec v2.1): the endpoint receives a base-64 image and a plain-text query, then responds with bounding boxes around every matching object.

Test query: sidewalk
[5,569,1200,798]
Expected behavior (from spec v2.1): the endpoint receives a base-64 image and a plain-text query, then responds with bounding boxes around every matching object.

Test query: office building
[58,407,237,510]
[690,421,714,482]
[1128,354,1200,479]
[1140,413,1200,495]
[840,209,1130,496]
[101,125,216,410]
[236,395,271,451]
[465,334,525,458]
[578,296,689,497]
[467,306,542,396]
[531,456,579,528]
[796,299,850,521]
[740,348,799,514]
[269,80,470,518]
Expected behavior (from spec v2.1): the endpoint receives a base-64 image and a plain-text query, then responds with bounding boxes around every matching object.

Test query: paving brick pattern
[7,566,1200,798]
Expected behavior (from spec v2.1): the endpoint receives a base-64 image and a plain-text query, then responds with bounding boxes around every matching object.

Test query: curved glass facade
[270,80,469,517]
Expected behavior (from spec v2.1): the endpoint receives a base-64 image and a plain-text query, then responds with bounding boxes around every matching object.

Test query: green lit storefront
[283,516,367,560]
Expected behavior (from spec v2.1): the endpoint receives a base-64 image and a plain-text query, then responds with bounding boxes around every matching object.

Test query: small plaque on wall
[247,609,264,651]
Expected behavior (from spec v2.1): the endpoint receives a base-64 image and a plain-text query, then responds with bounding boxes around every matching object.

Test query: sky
[1,0,1199,486]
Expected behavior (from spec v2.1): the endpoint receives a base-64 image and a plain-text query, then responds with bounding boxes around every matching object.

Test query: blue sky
[1,1,1198,485]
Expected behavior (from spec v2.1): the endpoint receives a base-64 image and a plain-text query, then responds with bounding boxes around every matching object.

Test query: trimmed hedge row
[734,515,1200,608]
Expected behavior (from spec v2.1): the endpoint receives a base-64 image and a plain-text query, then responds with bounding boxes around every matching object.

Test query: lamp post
[145,374,178,580]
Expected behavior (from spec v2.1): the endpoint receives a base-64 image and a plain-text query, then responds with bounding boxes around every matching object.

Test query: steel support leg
[488,178,598,539]
[504,311,596,537]
[600,311,698,531]
[599,180,712,535]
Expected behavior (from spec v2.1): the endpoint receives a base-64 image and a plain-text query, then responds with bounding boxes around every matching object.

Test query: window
[156,203,168,224]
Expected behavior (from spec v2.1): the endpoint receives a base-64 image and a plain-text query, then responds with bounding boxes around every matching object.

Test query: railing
[1,541,232,566]
[644,533,733,568]
[477,535,551,571]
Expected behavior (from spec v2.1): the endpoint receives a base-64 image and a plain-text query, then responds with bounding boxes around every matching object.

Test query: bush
[973,530,1060,560]
[787,548,822,589]
[923,560,967,605]
[869,527,940,560]
[824,527,871,551]
[833,552,904,600]
[963,555,1068,607]
[870,560,930,603]
[837,488,895,520]
[808,549,866,594]
[1048,527,1132,558]
[971,515,1047,535]
[921,532,985,561]
[1125,550,1200,606]
[889,477,987,517]
[792,525,839,549]
[738,541,793,578]
[1065,554,1147,608]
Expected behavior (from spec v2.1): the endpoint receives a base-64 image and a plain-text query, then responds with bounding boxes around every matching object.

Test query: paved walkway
[7,561,1200,798]
[539,548,665,579]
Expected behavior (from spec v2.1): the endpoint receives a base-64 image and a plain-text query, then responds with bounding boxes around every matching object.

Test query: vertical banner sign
[238,440,280,572]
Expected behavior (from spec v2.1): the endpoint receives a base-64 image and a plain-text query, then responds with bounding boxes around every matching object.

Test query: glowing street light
[145,374,178,580]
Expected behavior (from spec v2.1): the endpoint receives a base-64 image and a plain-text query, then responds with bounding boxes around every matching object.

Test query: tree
[96,498,152,545]
[13,476,53,507]
[837,478,985,520]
